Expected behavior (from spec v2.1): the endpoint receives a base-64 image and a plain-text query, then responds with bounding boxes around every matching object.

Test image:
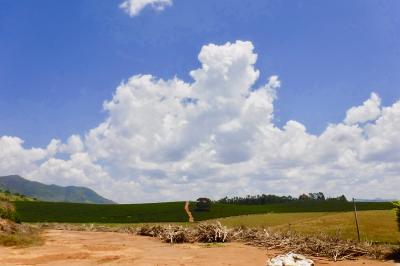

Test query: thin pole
[352,198,360,242]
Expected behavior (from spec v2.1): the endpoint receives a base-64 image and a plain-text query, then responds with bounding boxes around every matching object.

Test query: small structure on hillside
[196,197,212,211]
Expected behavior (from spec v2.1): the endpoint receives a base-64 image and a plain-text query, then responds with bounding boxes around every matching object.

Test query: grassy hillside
[190,201,394,221]
[0,175,114,204]
[14,200,392,223]
[213,210,400,243]
[0,190,37,202]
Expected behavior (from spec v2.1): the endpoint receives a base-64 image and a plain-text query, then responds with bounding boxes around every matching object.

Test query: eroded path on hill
[0,230,395,266]
[185,201,194,222]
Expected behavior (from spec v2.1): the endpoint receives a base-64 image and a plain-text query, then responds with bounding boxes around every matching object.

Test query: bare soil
[184,201,194,223]
[0,230,396,266]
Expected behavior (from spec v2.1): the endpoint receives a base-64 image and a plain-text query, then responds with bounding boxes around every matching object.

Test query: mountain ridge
[0,175,114,204]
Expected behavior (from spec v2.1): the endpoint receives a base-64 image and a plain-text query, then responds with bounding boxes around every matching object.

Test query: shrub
[0,201,20,223]
[394,201,400,231]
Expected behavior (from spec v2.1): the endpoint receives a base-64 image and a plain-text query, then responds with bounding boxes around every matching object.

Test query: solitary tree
[196,197,212,211]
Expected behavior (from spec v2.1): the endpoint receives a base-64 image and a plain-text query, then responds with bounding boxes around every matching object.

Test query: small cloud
[120,0,173,17]
[344,92,381,125]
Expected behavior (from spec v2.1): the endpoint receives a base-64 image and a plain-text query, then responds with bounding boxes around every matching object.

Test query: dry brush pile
[233,227,390,261]
[135,222,390,261]
[137,223,229,243]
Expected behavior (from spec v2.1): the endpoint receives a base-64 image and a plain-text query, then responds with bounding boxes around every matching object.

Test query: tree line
[217,192,347,205]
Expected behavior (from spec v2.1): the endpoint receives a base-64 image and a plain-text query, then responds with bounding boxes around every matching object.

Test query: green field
[13,201,399,244]
[14,200,393,223]
[213,210,400,243]
[190,201,393,221]
[14,201,188,223]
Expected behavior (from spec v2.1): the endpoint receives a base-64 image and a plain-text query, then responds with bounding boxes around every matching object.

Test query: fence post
[352,198,360,242]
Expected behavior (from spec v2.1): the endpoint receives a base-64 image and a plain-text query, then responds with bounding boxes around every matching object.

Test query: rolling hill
[0,175,114,204]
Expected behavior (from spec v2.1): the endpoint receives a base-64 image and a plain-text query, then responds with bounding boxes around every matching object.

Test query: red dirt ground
[0,230,397,265]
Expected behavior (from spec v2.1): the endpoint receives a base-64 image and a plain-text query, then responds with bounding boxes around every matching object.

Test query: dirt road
[0,230,396,265]
[184,201,194,222]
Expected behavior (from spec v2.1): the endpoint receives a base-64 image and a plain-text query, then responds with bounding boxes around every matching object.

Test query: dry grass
[0,231,43,247]
[0,218,42,247]
[214,212,328,228]
[214,210,400,243]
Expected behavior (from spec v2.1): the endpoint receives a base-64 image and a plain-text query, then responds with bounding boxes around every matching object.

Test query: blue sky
[1,0,400,202]
[1,0,399,147]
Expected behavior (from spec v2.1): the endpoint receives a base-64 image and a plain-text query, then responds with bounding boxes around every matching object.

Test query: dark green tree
[299,193,310,200]
[196,198,212,211]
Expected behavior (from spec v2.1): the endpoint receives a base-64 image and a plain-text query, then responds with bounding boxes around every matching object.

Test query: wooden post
[352,198,360,242]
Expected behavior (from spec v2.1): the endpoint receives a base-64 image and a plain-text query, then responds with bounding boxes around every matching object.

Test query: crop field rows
[15,201,393,223]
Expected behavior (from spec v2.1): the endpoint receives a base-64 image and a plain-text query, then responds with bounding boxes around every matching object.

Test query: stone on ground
[267,252,314,266]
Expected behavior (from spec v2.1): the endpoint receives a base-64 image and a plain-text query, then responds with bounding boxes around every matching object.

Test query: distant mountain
[0,175,114,204]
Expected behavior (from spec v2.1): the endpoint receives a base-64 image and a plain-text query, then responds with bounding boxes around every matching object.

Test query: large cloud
[1,41,399,202]
[119,0,173,17]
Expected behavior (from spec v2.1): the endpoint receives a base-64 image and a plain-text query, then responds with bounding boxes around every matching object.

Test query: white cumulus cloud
[0,136,51,176]
[119,0,172,17]
[1,40,399,203]
[344,92,381,125]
